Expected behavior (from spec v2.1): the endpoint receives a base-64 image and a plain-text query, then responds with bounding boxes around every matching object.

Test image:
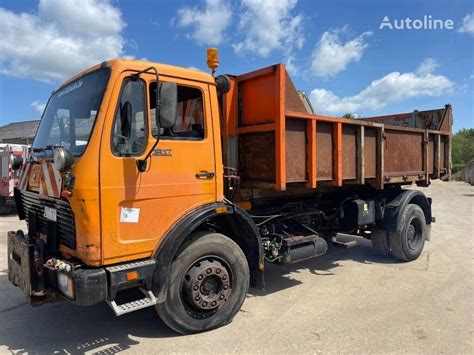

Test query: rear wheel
[155,232,249,334]
[371,229,392,257]
[0,204,14,215]
[389,204,427,261]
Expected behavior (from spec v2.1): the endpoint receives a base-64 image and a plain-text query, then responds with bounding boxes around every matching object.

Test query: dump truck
[7,49,452,334]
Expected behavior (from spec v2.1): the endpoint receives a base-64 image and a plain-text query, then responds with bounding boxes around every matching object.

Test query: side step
[107,288,157,316]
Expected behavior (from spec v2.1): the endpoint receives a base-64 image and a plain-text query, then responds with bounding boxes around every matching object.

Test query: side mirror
[9,154,23,171]
[120,101,132,138]
[159,82,178,129]
[215,75,230,96]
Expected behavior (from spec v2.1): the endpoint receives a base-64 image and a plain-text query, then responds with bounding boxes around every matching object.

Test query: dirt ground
[0,180,472,354]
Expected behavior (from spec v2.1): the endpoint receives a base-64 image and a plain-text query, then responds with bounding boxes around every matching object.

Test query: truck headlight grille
[19,190,76,250]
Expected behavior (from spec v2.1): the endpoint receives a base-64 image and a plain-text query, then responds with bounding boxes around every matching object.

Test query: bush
[452,163,465,174]
[452,129,474,166]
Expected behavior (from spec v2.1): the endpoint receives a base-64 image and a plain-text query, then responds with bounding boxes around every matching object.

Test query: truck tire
[0,205,13,215]
[371,230,392,257]
[155,232,249,334]
[389,204,427,261]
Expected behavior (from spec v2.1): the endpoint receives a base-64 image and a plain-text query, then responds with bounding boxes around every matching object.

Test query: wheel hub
[407,220,420,249]
[183,258,231,311]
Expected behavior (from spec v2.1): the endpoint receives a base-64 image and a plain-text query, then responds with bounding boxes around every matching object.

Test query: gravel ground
[0,180,472,354]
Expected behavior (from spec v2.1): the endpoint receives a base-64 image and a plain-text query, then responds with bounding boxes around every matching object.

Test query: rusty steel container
[220,64,451,196]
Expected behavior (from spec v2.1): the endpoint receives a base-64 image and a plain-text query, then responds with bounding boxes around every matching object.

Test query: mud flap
[7,230,35,295]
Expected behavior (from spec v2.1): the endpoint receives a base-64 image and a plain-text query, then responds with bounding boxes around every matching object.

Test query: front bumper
[7,230,107,306]
[7,230,156,308]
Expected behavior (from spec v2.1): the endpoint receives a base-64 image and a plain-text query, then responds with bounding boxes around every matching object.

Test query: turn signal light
[126,271,138,281]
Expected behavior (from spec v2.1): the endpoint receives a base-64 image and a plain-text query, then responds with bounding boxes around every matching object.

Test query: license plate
[44,206,57,222]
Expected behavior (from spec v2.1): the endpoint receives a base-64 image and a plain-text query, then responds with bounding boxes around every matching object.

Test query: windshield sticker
[57,80,83,98]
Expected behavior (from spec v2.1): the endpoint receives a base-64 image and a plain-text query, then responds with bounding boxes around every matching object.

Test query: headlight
[53,147,74,172]
[57,272,74,299]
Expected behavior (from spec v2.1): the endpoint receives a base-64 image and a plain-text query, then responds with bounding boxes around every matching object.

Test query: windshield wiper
[32,144,57,152]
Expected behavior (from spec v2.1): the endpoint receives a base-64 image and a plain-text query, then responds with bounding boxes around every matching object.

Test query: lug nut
[212,301,217,306]
[206,268,212,274]
[193,285,199,291]
[198,275,203,280]
[202,302,208,307]
[220,294,225,300]
[222,275,227,280]
[216,269,221,274]
[195,296,200,301]
[223,285,229,290]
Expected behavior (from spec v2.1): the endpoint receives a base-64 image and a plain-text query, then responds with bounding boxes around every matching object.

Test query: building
[0,120,39,145]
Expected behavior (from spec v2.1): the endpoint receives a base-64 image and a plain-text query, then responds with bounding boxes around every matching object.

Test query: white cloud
[310,61,453,115]
[31,101,46,115]
[310,27,372,77]
[416,58,439,75]
[177,0,231,45]
[233,0,304,57]
[458,12,474,34]
[0,0,126,83]
[187,66,204,72]
[285,55,299,76]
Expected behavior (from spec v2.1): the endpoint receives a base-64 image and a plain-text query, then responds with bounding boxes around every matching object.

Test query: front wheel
[389,204,427,261]
[155,232,249,334]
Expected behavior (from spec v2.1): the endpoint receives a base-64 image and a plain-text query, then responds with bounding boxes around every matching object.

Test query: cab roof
[55,58,215,92]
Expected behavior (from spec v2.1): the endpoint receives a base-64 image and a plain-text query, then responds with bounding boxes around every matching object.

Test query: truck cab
[25,59,225,265]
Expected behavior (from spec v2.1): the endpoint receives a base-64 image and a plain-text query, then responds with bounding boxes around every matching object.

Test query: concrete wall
[462,161,474,185]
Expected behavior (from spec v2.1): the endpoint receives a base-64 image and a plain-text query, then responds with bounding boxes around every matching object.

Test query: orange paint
[333,122,343,186]
[275,64,286,191]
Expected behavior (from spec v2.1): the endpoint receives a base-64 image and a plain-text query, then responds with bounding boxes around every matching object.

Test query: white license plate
[44,206,57,222]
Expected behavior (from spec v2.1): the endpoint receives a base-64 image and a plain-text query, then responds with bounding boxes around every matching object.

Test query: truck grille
[19,190,76,250]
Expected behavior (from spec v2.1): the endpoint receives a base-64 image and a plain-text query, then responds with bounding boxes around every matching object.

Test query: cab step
[107,288,157,316]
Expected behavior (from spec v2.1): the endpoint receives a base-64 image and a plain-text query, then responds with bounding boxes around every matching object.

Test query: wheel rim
[181,256,232,318]
[406,218,422,250]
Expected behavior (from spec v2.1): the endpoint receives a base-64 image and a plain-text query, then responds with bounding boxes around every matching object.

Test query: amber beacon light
[206,48,219,74]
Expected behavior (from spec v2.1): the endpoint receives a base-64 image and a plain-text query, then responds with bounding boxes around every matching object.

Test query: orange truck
[7,49,451,334]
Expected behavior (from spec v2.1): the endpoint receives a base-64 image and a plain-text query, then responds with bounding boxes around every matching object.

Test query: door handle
[196,171,215,179]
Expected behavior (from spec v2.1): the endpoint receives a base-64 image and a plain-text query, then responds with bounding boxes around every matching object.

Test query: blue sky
[0,0,472,132]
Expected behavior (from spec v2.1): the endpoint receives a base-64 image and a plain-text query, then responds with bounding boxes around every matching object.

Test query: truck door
[99,73,217,264]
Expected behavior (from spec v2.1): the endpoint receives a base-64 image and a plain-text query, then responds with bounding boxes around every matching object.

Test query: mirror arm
[132,67,160,172]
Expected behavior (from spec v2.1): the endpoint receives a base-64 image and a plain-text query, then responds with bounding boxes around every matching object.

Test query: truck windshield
[33,68,110,156]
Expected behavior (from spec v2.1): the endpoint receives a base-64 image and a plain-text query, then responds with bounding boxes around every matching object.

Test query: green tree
[452,128,474,170]
[343,113,356,119]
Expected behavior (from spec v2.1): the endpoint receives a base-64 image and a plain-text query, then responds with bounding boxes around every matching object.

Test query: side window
[150,82,204,140]
[112,78,147,156]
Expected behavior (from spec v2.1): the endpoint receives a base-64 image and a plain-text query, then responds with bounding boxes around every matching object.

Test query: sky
[0,0,472,132]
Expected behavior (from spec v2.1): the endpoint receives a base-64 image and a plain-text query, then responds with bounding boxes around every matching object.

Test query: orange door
[99,72,217,264]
